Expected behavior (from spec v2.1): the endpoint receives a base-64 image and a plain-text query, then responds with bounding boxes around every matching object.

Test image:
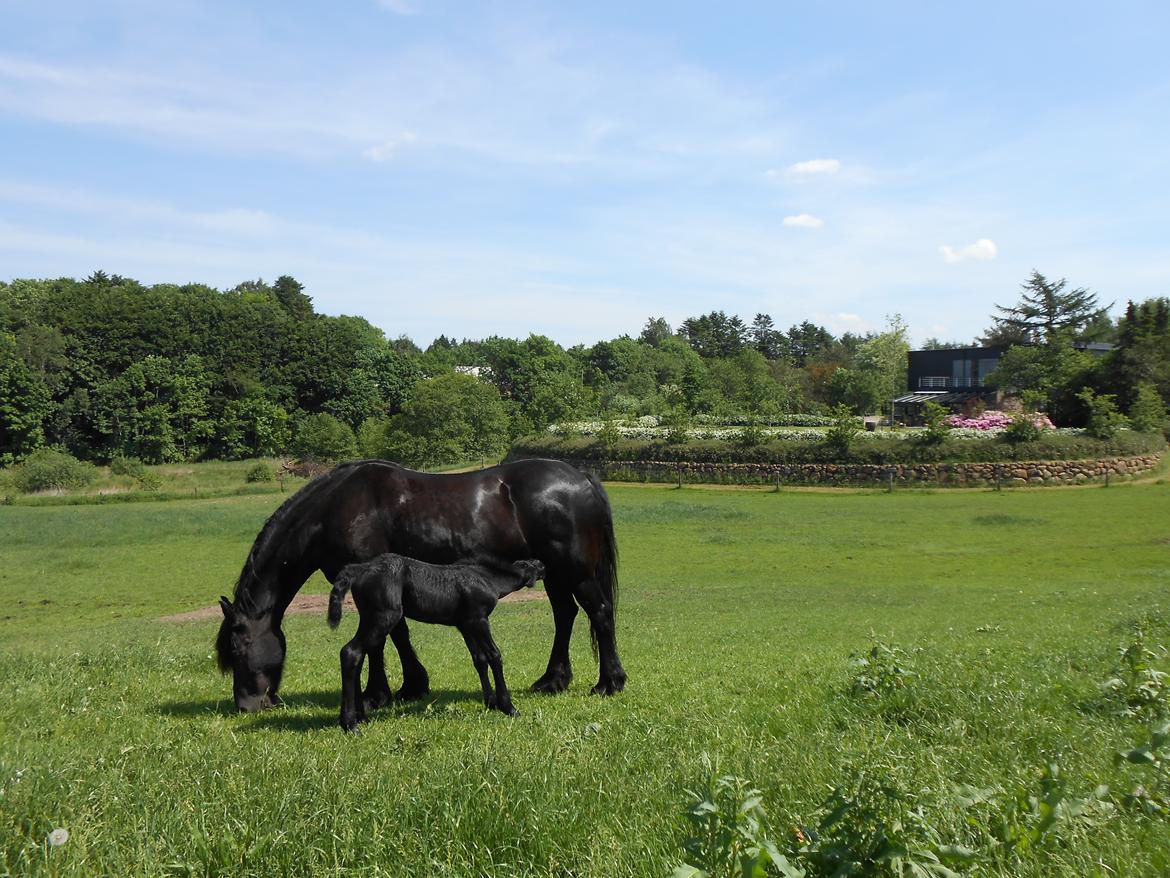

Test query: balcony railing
[918,377,949,389]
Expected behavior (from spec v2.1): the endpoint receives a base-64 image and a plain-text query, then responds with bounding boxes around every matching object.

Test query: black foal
[328,554,545,731]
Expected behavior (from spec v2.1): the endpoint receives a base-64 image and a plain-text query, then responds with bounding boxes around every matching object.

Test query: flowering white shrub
[545,415,1090,443]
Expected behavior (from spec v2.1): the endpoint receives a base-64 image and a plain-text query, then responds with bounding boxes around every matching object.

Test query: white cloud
[782,213,824,229]
[787,158,840,175]
[939,238,998,263]
[361,132,417,162]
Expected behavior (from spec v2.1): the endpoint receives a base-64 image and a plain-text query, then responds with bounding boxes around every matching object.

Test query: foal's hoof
[340,718,362,735]
[501,705,520,718]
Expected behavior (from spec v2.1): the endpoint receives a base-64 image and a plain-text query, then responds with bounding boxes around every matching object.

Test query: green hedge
[508,430,1166,467]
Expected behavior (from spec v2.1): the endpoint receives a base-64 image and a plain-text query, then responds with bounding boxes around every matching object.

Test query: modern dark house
[891,342,1115,423]
[892,345,1008,423]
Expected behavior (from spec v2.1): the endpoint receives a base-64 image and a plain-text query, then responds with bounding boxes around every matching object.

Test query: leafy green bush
[597,419,621,452]
[1002,412,1043,444]
[10,448,98,493]
[1129,384,1168,434]
[919,401,951,446]
[662,410,692,445]
[825,404,861,453]
[1078,389,1129,440]
[244,462,275,483]
[137,472,163,492]
[734,424,765,447]
[109,456,147,479]
[293,413,357,462]
[509,428,1164,469]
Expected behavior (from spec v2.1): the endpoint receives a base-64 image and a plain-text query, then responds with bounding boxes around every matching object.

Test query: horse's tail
[328,569,354,629]
[585,472,619,655]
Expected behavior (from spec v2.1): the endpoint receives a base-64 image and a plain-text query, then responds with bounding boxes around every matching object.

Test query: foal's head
[512,559,546,588]
[216,596,286,712]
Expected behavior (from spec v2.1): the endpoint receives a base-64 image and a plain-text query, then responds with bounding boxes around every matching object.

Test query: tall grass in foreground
[1,482,1169,875]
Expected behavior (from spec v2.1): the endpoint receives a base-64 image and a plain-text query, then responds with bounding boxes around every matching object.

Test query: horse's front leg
[531,579,577,694]
[388,618,430,700]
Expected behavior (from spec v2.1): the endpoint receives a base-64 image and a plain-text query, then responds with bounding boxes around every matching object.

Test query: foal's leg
[388,618,430,701]
[460,617,518,717]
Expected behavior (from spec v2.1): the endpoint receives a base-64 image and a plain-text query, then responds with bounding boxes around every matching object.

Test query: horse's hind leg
[362,632,395,712]
[339,629,369,732]
[572,575,627,696]
[481,622,517,716]
[341,613,399,732]
[388,618,430,701]
[531,580,577,694]
[459,618,517,716]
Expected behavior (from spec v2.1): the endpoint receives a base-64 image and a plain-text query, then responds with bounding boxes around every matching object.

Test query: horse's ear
[219,596,235,619]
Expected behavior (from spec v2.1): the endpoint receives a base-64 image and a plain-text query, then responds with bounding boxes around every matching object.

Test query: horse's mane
[215,464,364,672]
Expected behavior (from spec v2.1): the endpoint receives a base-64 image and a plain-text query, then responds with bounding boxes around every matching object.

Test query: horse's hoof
[501,705,520,717]
[396,685,430,702]
[591,677,626,696]
[340,718,361,735]
[362,691,393,713]
[531,669,572,694]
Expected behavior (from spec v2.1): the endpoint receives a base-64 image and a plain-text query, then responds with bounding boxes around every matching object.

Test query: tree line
[1,270,1167,467]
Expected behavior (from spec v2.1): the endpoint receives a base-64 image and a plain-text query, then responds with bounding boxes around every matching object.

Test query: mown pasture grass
[1,482,1169,876]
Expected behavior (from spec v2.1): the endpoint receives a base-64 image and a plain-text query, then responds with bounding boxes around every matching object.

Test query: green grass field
[2,480,1169,876]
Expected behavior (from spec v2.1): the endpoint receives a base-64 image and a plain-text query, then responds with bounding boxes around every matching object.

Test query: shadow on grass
[158,687,490,731]
[157,696,238,718]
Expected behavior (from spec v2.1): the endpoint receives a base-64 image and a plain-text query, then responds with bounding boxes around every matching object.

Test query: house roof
[892,391,989,405]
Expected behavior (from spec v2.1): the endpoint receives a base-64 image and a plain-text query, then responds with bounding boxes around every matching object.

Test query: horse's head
[216,596,286,712]
[513,559,546,588]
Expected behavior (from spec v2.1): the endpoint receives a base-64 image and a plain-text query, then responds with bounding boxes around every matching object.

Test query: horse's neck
[241,561,314,623]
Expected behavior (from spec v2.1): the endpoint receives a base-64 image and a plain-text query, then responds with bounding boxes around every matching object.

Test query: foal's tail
[327,569,354,629]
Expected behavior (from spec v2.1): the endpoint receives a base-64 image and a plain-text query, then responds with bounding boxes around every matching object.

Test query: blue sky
[2,1,1168,347]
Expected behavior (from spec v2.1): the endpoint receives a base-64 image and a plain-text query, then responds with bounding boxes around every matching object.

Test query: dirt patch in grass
[158,588,548,623]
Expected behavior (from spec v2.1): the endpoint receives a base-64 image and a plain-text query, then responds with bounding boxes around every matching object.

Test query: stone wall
[566,453,1163,487]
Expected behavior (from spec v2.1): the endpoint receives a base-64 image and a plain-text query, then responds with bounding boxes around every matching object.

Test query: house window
[952,359,973,388]
[976,358,999,386]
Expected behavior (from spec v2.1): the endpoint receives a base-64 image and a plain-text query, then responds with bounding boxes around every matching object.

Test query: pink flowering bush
[946,410,1054,431]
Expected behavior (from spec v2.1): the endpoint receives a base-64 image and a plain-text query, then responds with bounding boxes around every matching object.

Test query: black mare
[215,458,625,712]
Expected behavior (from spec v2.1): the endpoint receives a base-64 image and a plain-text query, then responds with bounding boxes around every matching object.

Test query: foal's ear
[219,596,236,619]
